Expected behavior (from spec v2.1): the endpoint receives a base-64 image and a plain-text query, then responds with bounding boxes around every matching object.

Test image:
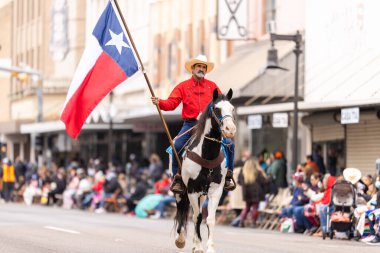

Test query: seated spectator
[280,171,314,233]
[303,173,323,202]
[357,176,380,244]
[154,173,170,194]
[91,171,105,210]
[147,187,176,219]
[23,174,42,205]
[118,173,128,196]
[148,153,163,183]
[125,173,150,214]
[62,168,80,209]
[74,169,93,209]
[280,171,309,219]
[96,170,122,213]
[47,168,66,206]
[135,193,164,218]
[362,175,376,197]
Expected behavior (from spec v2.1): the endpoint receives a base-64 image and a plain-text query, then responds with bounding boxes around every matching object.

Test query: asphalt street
[0,203,378,253]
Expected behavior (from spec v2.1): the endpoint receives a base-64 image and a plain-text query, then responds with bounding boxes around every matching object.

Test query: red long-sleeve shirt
[158,77,221,120]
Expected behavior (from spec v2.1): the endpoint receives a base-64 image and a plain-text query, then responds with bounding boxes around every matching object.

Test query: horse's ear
[226,88,233,101]
[213,88,219,101]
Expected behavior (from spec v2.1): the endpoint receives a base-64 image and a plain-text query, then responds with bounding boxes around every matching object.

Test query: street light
[266,30,302,172]
[0,64,43,122]
[0,64,44,164]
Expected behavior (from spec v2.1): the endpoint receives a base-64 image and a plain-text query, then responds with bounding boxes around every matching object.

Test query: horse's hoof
[175,239,185,249]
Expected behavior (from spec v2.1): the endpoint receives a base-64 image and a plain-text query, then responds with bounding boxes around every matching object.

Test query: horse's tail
[174,192,190,234]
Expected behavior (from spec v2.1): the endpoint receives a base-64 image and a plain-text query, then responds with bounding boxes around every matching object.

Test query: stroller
[324,180,359,240]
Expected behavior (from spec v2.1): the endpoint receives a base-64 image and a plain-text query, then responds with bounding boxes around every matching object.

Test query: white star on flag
[105,29,130,54]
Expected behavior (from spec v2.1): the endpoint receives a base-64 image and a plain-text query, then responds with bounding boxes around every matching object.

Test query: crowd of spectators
[230,147,380,245]
[0,153,175,219]
[1,147,379,246]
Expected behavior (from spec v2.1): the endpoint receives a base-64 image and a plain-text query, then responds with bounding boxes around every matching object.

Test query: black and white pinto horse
[174,88,236,253]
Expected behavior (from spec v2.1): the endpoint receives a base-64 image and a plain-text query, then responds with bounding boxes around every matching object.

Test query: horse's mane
[193,94,226,142]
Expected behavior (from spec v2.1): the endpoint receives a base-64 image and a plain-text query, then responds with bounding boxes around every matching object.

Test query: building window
[167,43,172,80]
[264,0,276,33]
[187,24,193,58]
[174,29,181,78]
[199,20,205,55]
[153,34,162,87]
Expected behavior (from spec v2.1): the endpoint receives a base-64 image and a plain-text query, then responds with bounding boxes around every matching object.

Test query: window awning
[237,97,380,115]
[20,121,133,134]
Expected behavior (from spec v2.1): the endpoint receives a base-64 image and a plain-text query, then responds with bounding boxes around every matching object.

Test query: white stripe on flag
[63,36,102,109]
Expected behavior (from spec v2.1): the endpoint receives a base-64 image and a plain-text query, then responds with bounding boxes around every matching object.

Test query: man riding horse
[151,55,235,194]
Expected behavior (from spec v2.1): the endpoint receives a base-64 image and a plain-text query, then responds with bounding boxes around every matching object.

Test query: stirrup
[224,171,236,191]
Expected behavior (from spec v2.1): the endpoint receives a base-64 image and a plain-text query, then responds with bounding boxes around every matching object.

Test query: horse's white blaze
[215,100,236,138]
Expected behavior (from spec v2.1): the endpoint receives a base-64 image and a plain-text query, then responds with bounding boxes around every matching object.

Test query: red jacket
[158,77,221,120]
[154,178,171,194]
[314,175,336,205]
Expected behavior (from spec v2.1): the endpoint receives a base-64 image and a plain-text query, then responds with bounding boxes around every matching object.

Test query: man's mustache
[197,70,205,75]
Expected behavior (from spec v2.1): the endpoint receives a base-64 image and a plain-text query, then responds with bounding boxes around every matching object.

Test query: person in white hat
[151,55,235,193]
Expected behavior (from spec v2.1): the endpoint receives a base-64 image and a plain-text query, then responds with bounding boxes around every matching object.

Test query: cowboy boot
[224,170,236,191]
[170,174,185,194]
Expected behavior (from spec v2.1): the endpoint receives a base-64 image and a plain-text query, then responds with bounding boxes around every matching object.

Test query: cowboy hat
[343,167,362,184]
[185,54,214,73]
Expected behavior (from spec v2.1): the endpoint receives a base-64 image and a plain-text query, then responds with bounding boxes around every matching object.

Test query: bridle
[208,103,235,133]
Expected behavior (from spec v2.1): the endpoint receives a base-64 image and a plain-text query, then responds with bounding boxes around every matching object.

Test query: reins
[173,124,198,142]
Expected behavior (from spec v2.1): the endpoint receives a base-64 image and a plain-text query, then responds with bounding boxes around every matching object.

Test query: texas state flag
[61,1,139,139]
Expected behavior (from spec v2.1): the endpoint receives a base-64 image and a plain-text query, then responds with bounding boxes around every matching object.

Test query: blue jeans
[155,195,176,217]
[99,191,113,208]
[293,206,312,230]
[172,120,197,175]
[318,204,330,233]
[222,138,235,171]
[281,206,295,218]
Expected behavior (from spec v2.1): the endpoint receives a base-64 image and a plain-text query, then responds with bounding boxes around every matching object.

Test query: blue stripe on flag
[92,2,138,77]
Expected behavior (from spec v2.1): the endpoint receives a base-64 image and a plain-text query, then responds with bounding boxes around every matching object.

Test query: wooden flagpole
[113,0,182,173]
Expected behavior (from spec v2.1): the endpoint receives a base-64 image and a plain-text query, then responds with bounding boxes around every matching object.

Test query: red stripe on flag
[61,52,127,139]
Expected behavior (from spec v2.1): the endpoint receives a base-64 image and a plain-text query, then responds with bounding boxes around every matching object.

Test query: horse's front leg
[189,194,205,253]
[206,187,223,253]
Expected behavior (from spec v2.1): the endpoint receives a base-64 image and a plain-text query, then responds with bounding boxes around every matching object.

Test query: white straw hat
[343,168,362,184]
[185,54,214,73]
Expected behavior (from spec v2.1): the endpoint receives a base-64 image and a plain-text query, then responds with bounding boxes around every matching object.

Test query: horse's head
[210,88,236,139]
